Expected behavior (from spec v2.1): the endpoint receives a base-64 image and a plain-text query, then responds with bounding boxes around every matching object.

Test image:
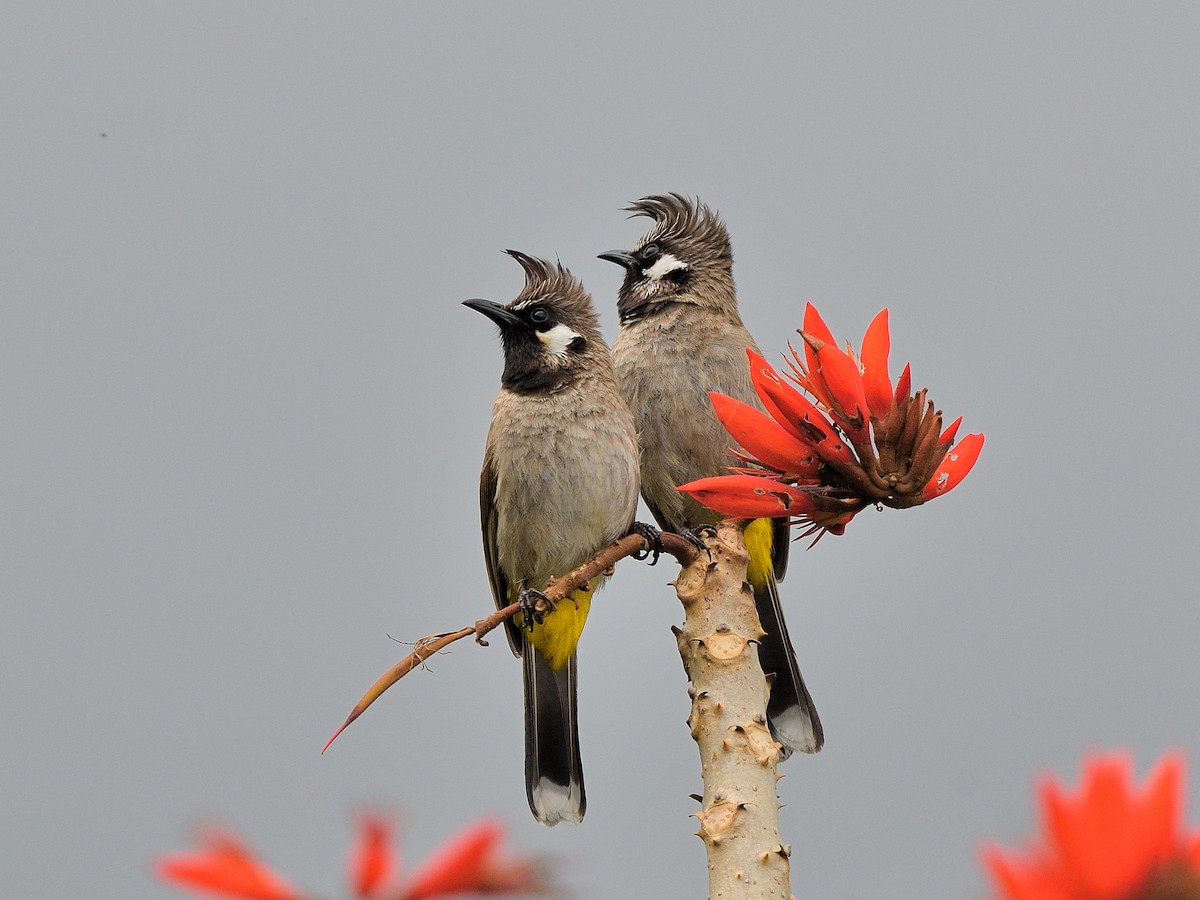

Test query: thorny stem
[675,522,792,899]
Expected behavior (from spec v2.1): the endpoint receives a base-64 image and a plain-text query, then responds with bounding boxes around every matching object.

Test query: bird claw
[628,522,663,566]
[678,527,714,560]
[518,587,554,628]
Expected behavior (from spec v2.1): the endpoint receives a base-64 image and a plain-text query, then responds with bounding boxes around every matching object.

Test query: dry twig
[322,531,698,753]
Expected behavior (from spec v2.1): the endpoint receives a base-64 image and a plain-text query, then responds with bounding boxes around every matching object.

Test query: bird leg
[627,521,664,566]
[517,587,555,628]
[678,526,714,560]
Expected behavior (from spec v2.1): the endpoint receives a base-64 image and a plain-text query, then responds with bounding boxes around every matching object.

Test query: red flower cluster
[156,815,550,900]
[677,303,983,541]
[983,752,1200,899]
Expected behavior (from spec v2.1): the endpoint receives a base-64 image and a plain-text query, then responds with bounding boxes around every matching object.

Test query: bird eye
[639,243,661,261]
[529,307,550,324]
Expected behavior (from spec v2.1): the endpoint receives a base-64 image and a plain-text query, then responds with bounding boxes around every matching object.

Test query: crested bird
[602,194,824,755]
[467,250,642,824]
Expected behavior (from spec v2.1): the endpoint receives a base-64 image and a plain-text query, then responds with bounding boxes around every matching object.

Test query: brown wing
[640,493,676,534]
[480,450,522,656]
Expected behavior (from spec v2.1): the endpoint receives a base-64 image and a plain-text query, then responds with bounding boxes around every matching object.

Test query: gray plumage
[604,194,824,755]
[470,251,640,824]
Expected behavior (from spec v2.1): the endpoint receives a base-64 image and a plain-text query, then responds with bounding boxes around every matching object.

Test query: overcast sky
[3,4,1198,898]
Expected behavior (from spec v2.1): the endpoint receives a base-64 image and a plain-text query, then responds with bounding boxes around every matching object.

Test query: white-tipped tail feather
[524,651,586,826]
[769,703,822,758]
[530,777,584,826]
[754,572,824,757]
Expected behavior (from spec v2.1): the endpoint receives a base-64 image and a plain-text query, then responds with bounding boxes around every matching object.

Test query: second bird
[467,251,641,825]
[602,194,824,755]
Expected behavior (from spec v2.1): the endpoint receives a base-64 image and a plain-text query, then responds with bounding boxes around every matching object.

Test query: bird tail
[523,649,586,825]
[754,569,824,756]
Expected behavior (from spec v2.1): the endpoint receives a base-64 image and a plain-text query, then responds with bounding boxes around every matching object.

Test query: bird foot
[678,527,714,560]
[628,521,663,566]
[518,587,555,628]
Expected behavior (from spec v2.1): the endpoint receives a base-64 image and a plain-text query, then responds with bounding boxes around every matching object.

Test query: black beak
[598,251,637,271]
[463,298,522,328]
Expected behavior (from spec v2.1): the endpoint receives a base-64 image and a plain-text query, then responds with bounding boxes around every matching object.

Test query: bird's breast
[487,388,640,588]
[612,315,763,530]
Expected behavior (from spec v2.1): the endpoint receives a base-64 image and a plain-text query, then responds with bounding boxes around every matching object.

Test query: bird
[466,250,642,825]
[601,193,824,755]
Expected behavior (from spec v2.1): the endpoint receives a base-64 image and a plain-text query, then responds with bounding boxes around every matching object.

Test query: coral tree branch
[322,531,698,753]
[675,523,792,899]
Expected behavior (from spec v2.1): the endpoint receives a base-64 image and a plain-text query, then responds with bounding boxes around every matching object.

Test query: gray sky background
[3,4,1198,898]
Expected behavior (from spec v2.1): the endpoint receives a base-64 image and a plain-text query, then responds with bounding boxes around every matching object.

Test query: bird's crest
[502,250,599,335]
[625,193,731,261]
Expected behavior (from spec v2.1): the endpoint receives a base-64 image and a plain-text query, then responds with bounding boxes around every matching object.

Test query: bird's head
[599,193,736,324]
[465,250,605,394]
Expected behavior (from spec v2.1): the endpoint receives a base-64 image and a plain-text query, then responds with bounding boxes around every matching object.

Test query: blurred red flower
[156,815,550,900]
[982,752,1200,899]
[677,303,983,541]
[156,830,305,900]
[401,819,547,899]
[349,814,398,898]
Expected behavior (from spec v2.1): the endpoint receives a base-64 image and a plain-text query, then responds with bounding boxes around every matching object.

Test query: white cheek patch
[643,252,689,281]
[536,322,582,358]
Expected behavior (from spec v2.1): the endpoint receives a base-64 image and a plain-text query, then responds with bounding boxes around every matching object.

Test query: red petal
[808,335,868,434]
[860,309,893,419]
[349,815,397,898]
[802,302,836,367]
[894,363,912,405]
[800,304,837,407]
[677,474,821,520]
[1042,752,1182,896]
[747,350,817,444]
[402,819,503,899]
[939,415,962,445]
[156,832,305,900]
[922,432,983,501]
[709,391,820,477]
[980,845,1075,900]
[746,350,858,469]
[1141,752,1186,858]
[802,302,837,344]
